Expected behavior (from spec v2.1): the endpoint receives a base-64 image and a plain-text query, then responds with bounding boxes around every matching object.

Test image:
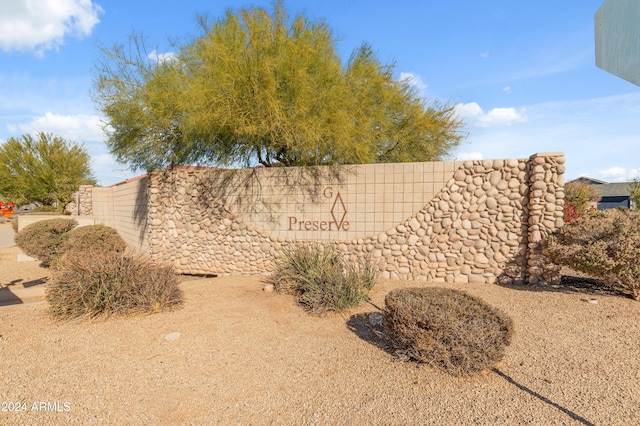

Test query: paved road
[0,220,16,249]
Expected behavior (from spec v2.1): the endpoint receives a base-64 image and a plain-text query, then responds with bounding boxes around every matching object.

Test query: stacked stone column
[525,153,565,284]
[66,185,94,216]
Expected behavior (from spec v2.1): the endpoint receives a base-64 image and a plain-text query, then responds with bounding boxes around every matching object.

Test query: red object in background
[563,199,596,223]
[0,201,15,218]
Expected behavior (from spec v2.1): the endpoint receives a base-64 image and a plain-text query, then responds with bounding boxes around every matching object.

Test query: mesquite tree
[93,1,464,171]
[0,132,96,209]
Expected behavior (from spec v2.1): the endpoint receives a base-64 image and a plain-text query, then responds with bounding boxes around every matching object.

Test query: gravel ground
[1,234,639,425]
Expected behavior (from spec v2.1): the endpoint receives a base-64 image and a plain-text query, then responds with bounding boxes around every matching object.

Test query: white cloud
[0,0,103,55]
[10,112,105,142]
[148,50,178,64]
[503,86,511,93]
[586,167,639,183]
[480,51,489,59]
[455,152,483,161]
[450,93,640,181]
[5,112,138,186]
[453,102,527,127]
[452,102,483,118]
[482,107,527,126]
[598,166,627,181]
[399,72,428,92]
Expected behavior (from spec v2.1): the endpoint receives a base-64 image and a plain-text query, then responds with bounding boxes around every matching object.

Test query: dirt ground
[1,234,639,425]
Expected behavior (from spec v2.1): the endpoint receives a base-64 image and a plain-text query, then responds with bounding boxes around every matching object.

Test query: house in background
[573,177,635,210]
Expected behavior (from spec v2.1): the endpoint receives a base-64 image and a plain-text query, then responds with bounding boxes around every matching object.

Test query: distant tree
[93,1,465,171]
[563,180,601,222]
[0,132,96,209]
[630,177,640,210]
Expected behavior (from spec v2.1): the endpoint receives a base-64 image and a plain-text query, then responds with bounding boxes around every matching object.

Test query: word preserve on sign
[287,187,350,231]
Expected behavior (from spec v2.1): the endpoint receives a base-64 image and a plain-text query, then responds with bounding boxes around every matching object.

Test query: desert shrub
[33,205,60,213]
[10,218,18,232]
[56,224,127,261]
[546,208,640,300]
[14,218,78,266]
[563,180,601,222]
[271,244,378,315]
[384,287,514,376]
[563,201,596,223]
[630,178,640,209]
[47,252,183,319]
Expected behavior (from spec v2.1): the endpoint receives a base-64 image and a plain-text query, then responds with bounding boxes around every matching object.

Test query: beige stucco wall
[17,215,95,232]
[91,177,149,253]
[165,161,464,242]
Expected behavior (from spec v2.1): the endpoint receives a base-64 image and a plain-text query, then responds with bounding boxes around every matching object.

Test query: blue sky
[1,0,639,186]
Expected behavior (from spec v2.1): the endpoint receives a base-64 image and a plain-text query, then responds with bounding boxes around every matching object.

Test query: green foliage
[630,177,640,210]
[0,132,96,208]
[14,218,78,266]
[563,180,601,218]
[33,205,61,213]
[564,180,602,204]
[271,244,378,315]
[93,1,464,171]
[384,287,514,376]
[47,252,184,319]
[546,208,640,300]
[55,224,127,264]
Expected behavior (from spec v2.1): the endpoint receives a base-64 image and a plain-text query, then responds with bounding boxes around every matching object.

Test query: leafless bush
[14,218,78,266]
[384,287,514,376]
[47,252,183,319]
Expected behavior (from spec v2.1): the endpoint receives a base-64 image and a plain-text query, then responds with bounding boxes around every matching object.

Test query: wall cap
[529,152,564,158]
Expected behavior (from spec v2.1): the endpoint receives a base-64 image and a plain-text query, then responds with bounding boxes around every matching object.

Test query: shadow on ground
[347,311,597,426]
[345,311,413,362]
[496,274,630,299]
[0,288,22,306]
[0,278,47,306]
[346,312,393,355]
[6,277,48,288]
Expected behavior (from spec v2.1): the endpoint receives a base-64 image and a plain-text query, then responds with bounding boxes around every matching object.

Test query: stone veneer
[143,153,565,285]
[66,185,93,216]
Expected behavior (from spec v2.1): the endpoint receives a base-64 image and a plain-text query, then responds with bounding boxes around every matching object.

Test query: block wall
[87,177,149,253]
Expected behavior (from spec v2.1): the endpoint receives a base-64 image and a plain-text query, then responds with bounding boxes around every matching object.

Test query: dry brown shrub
[271,244,377,315]
[546,208,640,300]
[384,287,514,376]
[47,252,183,320]
[55,224,127,263]
[14,218,78,266]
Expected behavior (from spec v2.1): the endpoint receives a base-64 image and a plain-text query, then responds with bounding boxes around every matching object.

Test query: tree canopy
[93,2,465,171]
[0,132,96,209]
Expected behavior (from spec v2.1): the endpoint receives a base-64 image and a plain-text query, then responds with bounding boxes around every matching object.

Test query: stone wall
[144,153,565,284]
[66,185,93,216]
